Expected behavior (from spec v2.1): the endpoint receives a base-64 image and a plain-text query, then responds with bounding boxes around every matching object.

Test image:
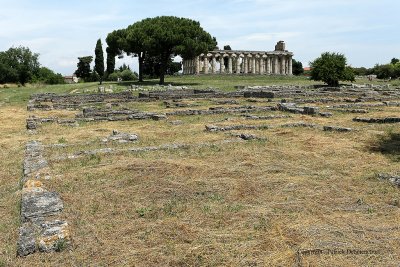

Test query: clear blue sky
[1,0,398,75]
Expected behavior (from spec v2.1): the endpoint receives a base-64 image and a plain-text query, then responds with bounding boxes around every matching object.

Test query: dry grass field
[0,75,400,266]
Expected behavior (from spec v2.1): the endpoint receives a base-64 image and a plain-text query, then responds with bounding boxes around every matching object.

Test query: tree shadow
[119,80,201,87]
[371,131,400,161]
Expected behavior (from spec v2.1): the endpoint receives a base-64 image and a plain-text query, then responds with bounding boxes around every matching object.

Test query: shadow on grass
[118,80,201,87]
[371,131,400,161]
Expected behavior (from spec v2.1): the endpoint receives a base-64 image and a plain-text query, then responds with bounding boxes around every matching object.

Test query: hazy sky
[1,0,398,75]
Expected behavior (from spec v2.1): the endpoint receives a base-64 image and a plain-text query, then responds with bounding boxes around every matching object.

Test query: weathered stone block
[17,224,38,256]
[319,112,333,117]
[104,130,139,143]
[38,220,70,252]
[21,190,63,222]
[303,106,320,115]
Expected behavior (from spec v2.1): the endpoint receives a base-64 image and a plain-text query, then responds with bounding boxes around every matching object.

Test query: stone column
[288,56,293,75]
[243,57,248,74]
[280,56,285,75]
[255,58,259,74]
[195,57,200,74]
[228,56,233,74]
[219,57,224,73]
[212,56,216,74]
[204,57,209,74]
[266,57,270,74]
[273,56,278,74]
[285,58,288,75]
[260,58,265,74]
[236,58,241,74]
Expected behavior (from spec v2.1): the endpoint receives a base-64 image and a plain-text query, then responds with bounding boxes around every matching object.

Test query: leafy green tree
[0,61,19,83]
[372,64,395,79]
[122,16,216,84]
[391,58,399,65]
[394,63,400,78]
[0,46,40,84]
[94,39,105,84]
[310,52,355,87]
[33,67,65,84]
[292,59,304,75]
[75,56,93,80]
[352,67,369,76]
[118,63,130,72]
[223,45,232,50]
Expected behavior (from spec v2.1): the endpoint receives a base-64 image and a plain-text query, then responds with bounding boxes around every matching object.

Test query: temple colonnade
[182,51,293,75]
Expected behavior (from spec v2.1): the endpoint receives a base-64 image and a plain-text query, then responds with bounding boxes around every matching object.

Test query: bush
[106,69,137,82]
[107,72,120,81]
[120,69,137,81]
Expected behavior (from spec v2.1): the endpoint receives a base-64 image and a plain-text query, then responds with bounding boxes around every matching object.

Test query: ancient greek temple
[182,41,293,75]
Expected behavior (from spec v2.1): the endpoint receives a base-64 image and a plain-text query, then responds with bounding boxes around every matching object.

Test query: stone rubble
[102,130,139,143]
[205,124,268,132]
[323,126,353,132]
[378,173,400,186]
[243,114,291,120]
[280,122,318,128]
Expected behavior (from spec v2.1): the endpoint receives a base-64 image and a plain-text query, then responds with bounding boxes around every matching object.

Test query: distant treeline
[0,46,65,85]
[353,58,400,79]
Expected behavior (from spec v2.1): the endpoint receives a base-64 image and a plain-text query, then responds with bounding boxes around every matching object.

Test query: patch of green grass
[136,207,152,217]
[58,137,67,144]
[226,203,244,213]
[80,154,102,166]
[253,216,269,231]
[54,238,69,252]
[371,129,400,161]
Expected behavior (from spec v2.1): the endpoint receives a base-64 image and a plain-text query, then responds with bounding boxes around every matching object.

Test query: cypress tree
[94,39,105,84]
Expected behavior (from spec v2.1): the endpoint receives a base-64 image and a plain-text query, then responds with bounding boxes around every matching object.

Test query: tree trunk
[159,66,165,85]
[138,52,144,82]
[159,52,169,85]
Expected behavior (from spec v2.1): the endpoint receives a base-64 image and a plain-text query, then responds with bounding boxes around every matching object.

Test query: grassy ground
[0,75,400,266]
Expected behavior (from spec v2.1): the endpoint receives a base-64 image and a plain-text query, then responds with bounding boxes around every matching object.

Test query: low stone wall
[166,105,276,116]
[27,87,400,111]
[18,141,70,256]
[353,117,400,123]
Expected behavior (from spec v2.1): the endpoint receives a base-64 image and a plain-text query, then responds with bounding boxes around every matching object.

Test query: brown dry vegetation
[1,78,400,266]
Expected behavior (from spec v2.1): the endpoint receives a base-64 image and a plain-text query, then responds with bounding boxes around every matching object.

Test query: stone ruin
[19,81,400,258]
